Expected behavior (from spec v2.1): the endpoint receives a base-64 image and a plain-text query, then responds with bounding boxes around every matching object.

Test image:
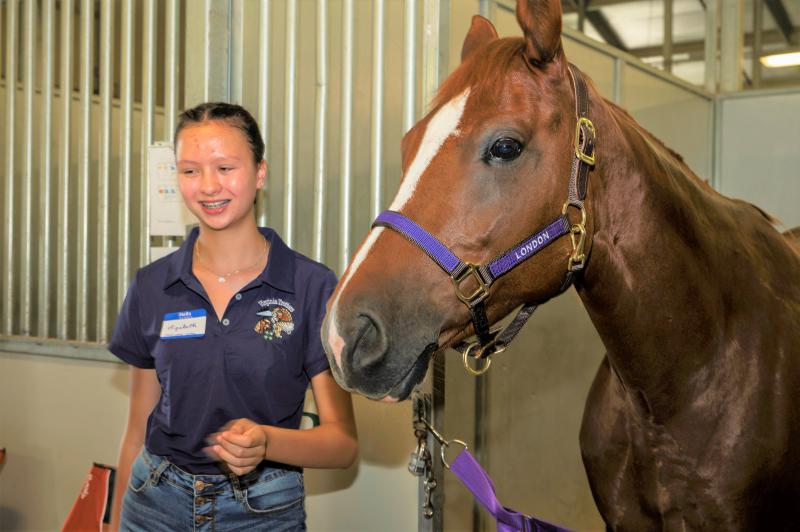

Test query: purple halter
[372,63,596,370]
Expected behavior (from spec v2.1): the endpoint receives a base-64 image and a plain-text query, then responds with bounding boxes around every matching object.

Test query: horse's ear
[461,15,498,62]
[516,0,563,64]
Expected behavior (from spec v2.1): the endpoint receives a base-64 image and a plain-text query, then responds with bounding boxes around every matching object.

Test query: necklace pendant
[218,276,227,283]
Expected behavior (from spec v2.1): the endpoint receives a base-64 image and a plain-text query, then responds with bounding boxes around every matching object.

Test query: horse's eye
[488,137,523,161]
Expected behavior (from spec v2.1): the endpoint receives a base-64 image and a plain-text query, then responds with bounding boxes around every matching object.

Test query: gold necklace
[194,237,267,283]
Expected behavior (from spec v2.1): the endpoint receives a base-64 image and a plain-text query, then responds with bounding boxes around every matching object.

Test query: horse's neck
[576,101,797,421]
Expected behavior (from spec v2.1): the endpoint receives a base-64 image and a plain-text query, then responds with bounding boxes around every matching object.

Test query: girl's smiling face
[175,120,266,232]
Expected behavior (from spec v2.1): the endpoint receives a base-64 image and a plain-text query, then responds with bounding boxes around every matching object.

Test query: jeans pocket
[128,453,153,494]
[242,470,304,515]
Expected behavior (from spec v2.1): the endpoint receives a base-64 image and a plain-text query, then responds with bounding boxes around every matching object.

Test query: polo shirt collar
[163,227,295,294]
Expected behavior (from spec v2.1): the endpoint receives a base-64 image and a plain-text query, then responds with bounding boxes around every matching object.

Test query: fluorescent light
[760,51,800,68]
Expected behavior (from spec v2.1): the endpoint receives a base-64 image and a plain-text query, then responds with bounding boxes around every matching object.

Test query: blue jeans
[121,448,306,531]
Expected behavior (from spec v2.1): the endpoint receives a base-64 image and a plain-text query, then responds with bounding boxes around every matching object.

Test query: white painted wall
[0,351,417,532]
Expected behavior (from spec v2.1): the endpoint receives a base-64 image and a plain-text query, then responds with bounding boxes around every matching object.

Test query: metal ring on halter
[440,439,469,470]
[462,343,493,376]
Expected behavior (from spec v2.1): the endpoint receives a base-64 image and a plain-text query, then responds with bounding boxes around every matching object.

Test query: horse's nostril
[351,312,389,372]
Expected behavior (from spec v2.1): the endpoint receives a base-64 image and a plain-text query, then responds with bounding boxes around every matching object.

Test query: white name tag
[160,309,206,339]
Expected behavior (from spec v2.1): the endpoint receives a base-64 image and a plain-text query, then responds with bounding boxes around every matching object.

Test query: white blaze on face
[326,88,472,369]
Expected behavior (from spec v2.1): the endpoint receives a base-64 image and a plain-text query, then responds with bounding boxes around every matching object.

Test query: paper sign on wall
[149,142,196,236]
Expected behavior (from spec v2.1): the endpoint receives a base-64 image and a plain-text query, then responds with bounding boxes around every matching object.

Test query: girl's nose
[199,170,222,195]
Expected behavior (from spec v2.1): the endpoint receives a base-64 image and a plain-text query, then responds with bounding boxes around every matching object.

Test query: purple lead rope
[450,448,574,532]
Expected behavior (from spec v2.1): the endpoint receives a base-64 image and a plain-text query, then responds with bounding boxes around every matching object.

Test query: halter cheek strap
[372,64,596,373]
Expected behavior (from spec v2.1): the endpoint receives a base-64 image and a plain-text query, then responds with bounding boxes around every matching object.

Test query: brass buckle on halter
[574,117,596,165]
[461,340,508,377]
[452,263,489,306]
[562,202,588,271]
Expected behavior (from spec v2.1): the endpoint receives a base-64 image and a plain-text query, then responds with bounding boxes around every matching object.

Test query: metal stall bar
[663,0,673,72]
[97,0,113,341]
[76,0,93,341]
[38,0,54,337]
[339,0,354,273]
[56,0,72,338]
[284,0,298,247]
[165,0,179,139]
[20,0,36,335]
[141,0,155,266]
[421,1,448,529]
[370,0,385,219]
[403,0,418,134]
[4,0,18,335]
[118,0,134,304]
[256,0,270,227]
[313,0,329,262]
[231,0,245,104]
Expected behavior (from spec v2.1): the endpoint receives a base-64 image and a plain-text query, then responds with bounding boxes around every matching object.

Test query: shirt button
[235,293,242,301]
[222,318,230,326]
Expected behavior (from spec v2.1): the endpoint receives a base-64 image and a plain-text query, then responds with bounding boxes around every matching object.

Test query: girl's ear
[256,160,267,190]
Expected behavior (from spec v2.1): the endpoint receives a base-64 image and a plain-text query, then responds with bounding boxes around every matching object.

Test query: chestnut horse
[322,0,800,529]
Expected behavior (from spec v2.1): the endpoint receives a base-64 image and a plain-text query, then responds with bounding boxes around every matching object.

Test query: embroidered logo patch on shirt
[160,309,207,339]
[254,304,295,341]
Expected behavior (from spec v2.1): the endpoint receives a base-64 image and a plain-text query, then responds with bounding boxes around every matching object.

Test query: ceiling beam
[561,0,641,14]
[629,28,790,59]
[764,0,795,44]
[585,3,628,50]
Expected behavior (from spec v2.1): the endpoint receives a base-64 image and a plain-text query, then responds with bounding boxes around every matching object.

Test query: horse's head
[323,0,595,401]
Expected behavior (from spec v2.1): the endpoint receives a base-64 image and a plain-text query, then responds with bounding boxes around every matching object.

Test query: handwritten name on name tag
[160,309,207,339]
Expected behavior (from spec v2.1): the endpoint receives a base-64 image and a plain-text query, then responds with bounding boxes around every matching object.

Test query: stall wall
[0,350,417,532]
[716,90,800,229]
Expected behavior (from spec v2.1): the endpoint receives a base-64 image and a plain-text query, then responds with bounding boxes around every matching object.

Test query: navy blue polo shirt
[109,227,337,474]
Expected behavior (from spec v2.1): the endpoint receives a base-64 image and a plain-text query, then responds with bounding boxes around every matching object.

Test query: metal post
[371,0,385,219]
[165,0,179,140]
[704,0,719,93]
[118,0,133,304]
[719,0,743,92]
[56,0,72,338]
[577,0,586,33]
[231,0,245,104]
[141,0,155,266]
[752,0,763,88]
[4,0,18,334]
[38,0,55,337]
[339,0,354,273]
[184,0,231,106]
[284,0,298,246]
[663,0,673,72]
[97,0,113,342]
[420,4,448,528]
[76,0,92,341]
[313,0,329,262]
[403,0,418,134]
[257,0,270,227]
[20,0,37,335]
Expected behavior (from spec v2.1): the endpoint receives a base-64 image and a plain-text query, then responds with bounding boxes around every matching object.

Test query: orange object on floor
[61,463,116,532]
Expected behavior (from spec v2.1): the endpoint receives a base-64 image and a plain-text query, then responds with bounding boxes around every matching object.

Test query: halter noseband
[372,64,596,376]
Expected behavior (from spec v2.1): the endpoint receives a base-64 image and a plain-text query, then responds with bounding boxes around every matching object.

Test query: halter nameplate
[373,211,570,305]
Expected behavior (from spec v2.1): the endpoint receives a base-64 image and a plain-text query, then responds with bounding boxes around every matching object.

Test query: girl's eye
[488,137,523,161]
[219,166,234,173]
[180,169,198,177]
